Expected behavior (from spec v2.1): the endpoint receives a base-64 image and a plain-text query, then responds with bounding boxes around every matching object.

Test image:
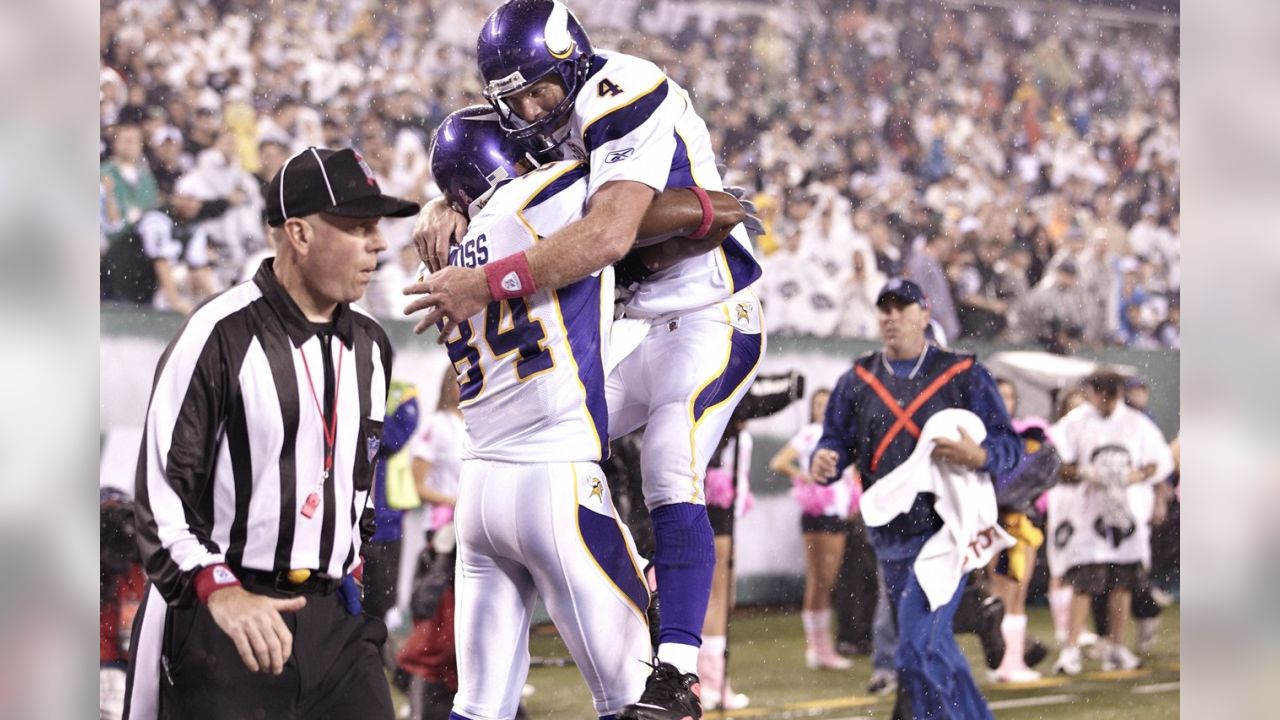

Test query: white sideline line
[987,693,1080,710]
[1133,682,1181,694]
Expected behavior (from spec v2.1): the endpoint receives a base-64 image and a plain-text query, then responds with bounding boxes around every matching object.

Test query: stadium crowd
[99,0,1179,351]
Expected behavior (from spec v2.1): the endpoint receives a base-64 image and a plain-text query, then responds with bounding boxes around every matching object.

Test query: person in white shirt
[1048,371,1174,676]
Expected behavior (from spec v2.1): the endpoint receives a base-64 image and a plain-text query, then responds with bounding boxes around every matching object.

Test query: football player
[427,106,745,720]
[406,5,766,716]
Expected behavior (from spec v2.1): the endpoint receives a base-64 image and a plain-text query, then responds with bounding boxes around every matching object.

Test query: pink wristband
[483,251,536,300]
[194,563,241,604]
[687,186,715,240]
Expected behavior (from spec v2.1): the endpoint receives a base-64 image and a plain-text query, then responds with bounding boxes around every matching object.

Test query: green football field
[498,604,1180,719]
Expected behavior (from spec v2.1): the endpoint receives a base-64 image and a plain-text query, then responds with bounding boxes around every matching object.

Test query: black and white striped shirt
[134,259,393,606]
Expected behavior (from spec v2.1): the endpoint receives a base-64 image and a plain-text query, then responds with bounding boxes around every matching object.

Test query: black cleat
[977,595,1007,670]
[619,661,702,720]
[1024,636,1048,668]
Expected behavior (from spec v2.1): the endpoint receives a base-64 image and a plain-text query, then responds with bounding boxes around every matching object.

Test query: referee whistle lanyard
[299,333,344,519]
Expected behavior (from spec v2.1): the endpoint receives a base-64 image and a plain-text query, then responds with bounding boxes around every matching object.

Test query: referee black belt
[237,568,341,597]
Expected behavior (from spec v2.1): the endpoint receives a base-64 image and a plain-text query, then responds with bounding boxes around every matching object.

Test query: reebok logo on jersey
[605,148,634,163]
[501,272,523,293]
[366,435,381,462]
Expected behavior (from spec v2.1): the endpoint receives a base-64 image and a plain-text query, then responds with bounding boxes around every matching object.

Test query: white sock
[701,635,726,656]
[1001,613,1028,633]
[1049,587,1073,637]
[801,608,830,633]
[658,642,700,676]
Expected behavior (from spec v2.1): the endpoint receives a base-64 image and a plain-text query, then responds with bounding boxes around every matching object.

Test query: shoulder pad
[576,52,671,139]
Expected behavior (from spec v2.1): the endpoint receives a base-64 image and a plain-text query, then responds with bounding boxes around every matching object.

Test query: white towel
[861,408,1014,610]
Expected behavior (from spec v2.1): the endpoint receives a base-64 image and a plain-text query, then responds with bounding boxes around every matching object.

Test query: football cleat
[618,661,702,720]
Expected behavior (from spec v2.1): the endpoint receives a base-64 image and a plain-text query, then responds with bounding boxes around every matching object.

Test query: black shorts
[708,505,734,536]
[1064,562,1149,595]
[800,514,850,534]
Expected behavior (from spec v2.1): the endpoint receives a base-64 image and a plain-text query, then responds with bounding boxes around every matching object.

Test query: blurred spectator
[174,130,264,288]
[100,123,157,245]
[98,0,1178,335]
[835,249,885,340]
[1007,261,1091,354]
[904,231,961,341]
[101,123,160,303]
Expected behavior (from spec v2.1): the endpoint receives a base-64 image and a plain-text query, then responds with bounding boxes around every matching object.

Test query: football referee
[123,147,419,720]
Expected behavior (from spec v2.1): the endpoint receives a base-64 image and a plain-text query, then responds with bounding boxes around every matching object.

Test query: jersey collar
[253,258,355,348]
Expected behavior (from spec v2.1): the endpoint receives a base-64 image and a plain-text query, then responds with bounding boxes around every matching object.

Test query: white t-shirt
[1047,402,1174,570]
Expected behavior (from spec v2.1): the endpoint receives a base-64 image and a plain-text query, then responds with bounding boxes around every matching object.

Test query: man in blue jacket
[811,278,1022,719]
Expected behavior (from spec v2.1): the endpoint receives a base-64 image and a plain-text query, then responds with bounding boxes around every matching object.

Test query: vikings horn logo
[736,303,752,322]
[545,1,576,59]
[588,477,604,502]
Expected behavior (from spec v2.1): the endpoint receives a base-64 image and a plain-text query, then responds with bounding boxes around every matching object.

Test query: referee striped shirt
[134,259,393,606]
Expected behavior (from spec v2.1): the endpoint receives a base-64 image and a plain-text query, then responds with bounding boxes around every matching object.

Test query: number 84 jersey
[441,160,612,464]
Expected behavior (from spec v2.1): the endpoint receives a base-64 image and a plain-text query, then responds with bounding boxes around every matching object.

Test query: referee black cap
[266,147,420,227]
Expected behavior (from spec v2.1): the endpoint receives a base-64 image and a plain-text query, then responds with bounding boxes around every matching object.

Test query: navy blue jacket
[815,346,1022,558]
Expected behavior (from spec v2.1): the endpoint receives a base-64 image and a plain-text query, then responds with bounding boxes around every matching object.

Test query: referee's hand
[206,587,306,675]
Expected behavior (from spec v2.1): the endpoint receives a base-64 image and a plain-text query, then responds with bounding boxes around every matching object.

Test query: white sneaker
[805,648,854,670]
[1053,646,1082,676]
[1078,631,1099,647]
[990,666,1043,683]
[702,686,750,710]
[1102,644,1142,671]
[1086,637,1112,661]
[1137,617,1160,653]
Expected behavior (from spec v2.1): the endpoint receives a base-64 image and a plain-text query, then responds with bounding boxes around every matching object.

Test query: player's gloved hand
[337,570,364,617]
[725,185,766,241]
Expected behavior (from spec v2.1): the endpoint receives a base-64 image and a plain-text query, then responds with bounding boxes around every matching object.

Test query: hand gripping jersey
[441,160,612,463]
[554,50,762,316]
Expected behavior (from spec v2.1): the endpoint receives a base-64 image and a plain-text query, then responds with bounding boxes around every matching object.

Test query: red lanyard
[299,339,344,480]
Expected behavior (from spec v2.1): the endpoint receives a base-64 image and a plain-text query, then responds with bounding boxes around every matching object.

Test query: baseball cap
[151,125,183,147]
[266,147,420,227]
[876,277,928,308]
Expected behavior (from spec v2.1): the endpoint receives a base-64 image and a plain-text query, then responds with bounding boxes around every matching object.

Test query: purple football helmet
[429,105,529,219]
[476,0,594,155]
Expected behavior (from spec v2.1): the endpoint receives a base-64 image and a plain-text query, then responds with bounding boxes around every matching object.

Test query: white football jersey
[554,50,761,317]
[440,160,612,463]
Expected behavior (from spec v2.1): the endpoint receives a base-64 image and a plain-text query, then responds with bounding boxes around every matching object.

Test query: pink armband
[483,251,536,300]
[687,186,715,240]
[195,563,241,604]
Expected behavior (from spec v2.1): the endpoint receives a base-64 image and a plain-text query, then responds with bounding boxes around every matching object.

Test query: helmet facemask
[485,54,592,157]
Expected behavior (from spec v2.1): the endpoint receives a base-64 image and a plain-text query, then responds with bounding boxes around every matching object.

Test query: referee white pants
[452,459,651,720]
[607,288,766,509]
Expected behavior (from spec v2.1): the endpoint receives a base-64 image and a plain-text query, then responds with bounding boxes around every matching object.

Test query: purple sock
[650,502,715,647]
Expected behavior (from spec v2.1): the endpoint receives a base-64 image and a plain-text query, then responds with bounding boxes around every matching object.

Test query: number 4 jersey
[441,160,611,464]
